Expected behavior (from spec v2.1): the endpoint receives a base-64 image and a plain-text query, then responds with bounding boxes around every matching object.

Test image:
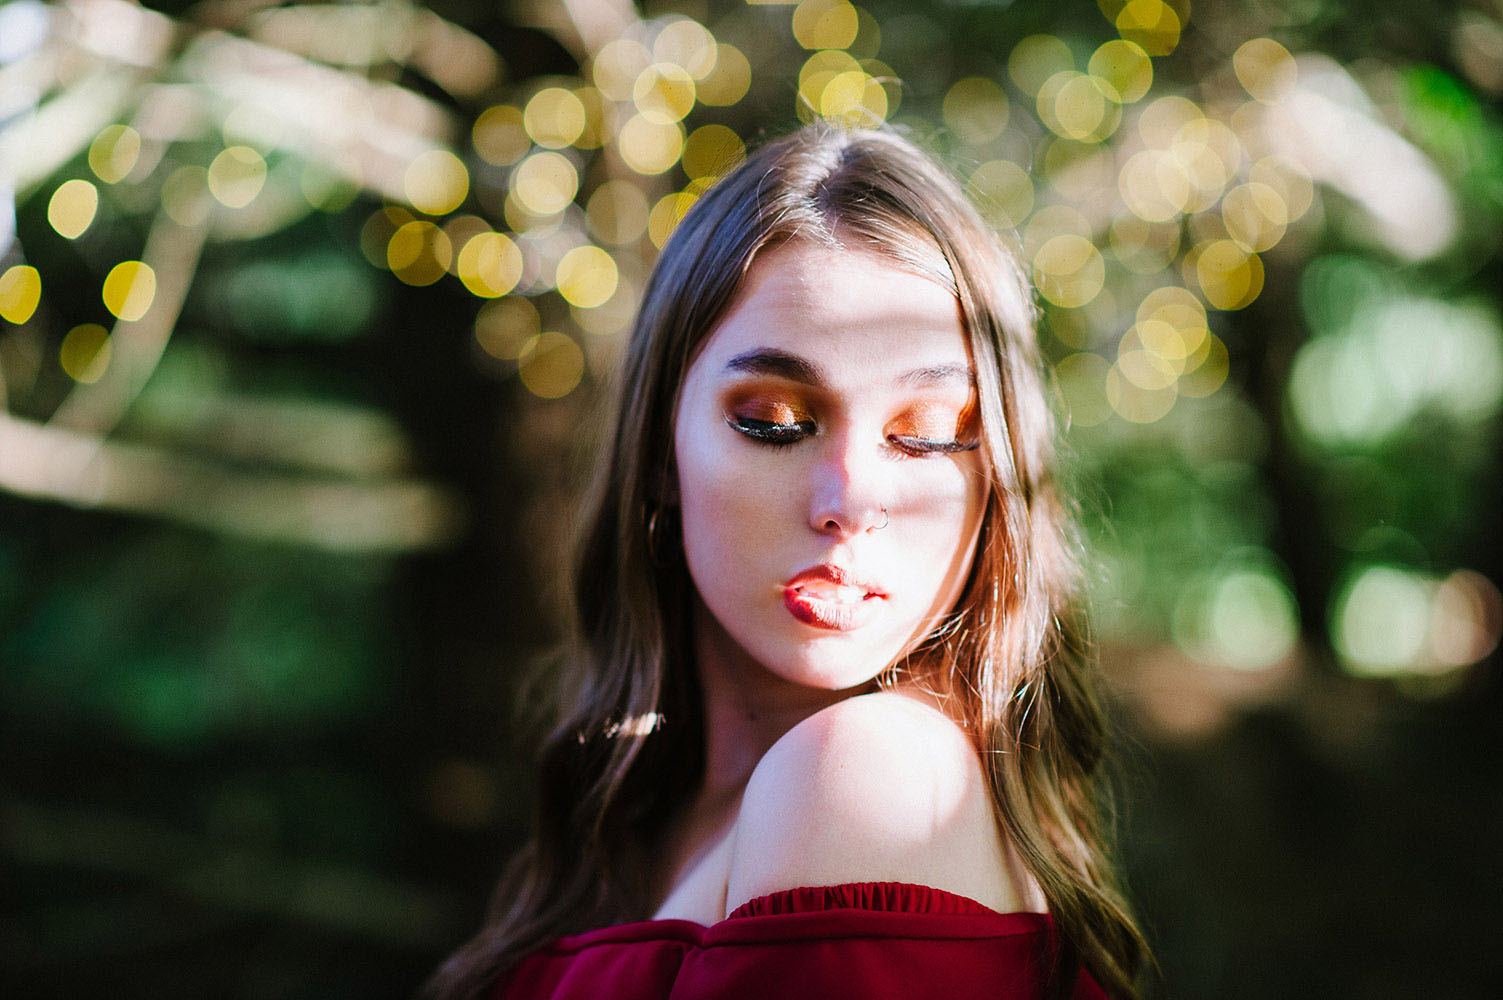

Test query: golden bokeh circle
[1193,239,1265,310]
[524,88,587,149]
[697,44,752,106]
[60,323,111,383]
[405,150,469,215]
[457,231,523,298]
[683,124,747,180]
[207,146,268,209]
[387,221,453,286]
[518,331,585,398]
[587,180,651,246]
[1234,38,1298,104]
[1088,39,1153,103]
[967,160,1034,230]
[634,63,697,124]
[618,116,685,176]
[0,265,42,324]
[792,0,859,51]
[476,296,541,360]
[556,245,619,309]
[89,125,141,184]
[473,105,530,166]
[512,151,580,215]
[1033,234,1106,308]
[942,77,1010,146]
[48,179,99,239]
[102,260,157,321]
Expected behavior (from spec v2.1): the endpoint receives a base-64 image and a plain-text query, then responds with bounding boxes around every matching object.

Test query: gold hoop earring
[645,504,675,567]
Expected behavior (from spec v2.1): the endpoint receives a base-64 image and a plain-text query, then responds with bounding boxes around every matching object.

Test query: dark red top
[494,881,1108,1000]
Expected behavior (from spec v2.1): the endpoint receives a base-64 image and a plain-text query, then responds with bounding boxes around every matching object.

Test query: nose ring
[873,505,889,531]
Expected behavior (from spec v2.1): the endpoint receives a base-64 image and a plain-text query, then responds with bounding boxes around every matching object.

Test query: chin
[759,636,897,692]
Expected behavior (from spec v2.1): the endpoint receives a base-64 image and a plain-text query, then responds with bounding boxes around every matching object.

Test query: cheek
[673,420,786,572]
[895,465,987,599]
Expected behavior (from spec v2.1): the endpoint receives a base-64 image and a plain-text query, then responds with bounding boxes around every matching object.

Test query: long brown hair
[426,124,1151,999]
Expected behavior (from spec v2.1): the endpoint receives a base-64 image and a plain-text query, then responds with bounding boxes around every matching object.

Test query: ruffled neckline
[545,881,1054,952]
[725,880,1010,920]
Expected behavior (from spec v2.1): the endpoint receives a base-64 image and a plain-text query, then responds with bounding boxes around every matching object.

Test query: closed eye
[727,414,815,447]
[888,434,980,456]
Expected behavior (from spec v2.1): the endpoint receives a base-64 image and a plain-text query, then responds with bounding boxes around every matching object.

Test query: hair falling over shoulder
[424,123,1153,1000]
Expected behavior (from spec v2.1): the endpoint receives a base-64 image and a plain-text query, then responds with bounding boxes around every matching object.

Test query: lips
[783,563,886,631]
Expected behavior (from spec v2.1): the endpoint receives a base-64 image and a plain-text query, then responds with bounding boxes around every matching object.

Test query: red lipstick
[782,564,886,631]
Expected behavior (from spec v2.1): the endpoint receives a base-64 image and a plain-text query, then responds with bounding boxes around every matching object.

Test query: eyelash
[727,416,979,456]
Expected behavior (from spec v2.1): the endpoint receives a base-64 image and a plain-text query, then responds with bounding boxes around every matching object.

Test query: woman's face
[671,238,989,693]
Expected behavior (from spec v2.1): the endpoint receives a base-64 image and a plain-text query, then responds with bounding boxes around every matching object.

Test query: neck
[687,594,864,811]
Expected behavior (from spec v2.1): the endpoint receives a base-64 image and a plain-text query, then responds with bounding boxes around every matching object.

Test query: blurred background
[2,0,1500,996]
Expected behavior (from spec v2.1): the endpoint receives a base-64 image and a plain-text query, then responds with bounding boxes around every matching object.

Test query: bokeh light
[1234,38,1298,104]
[618,116,684,175]
[792,0,859,51]
[1110,212,1180,273]
[655,19,717,80]
[387,221,452,286]
[967,160,1034,230]
[697,44,753,106]
[1172,554,1300,670]
[0,265,42,324]
[572,274,639,337]
[404,150,469,216]
[1039,71,1121,142]
[207,146,268,209]
[1115,0,1180,57]
[942,77,1010,145]
[1192,240,1264,311]
[1221,182,1288,252]
[586,180,651,246]
[648,190,697,248]
[1008,34,1073,97]
[161,166,211,226]
[523,88,587,149]
[682,124,746,180]
[593,39,652,101]
[88,124,141,184]
[59,322,111,383]
[510,151,579,215]
[1055,351,1113,427]
[6,6,1503,994]
[1089,39,1153,103]
[1332,566,1439,677]
[555,245,618,309]
[473,105,530,166]
[475,295,540,360]
[101,260,156,321]
[456,232,522,298]
[1033,234,1106,308]
[634,63,697,124]
[518,331,584,398]
[818,70,888,125]
[47,180,99,239]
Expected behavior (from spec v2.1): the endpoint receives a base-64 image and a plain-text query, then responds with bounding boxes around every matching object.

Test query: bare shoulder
[725,690,1039,916]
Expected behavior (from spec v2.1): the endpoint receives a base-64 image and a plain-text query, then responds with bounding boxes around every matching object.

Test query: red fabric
[494,881,1109,1000]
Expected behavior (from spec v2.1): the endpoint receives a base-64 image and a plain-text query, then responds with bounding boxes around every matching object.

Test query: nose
[808,428,888,538]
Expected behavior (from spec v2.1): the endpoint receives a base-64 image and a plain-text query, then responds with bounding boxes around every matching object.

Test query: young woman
[428,125,1151,1000]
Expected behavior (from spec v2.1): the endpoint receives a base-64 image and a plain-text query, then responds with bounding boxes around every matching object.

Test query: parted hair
[426,123,1151,1000]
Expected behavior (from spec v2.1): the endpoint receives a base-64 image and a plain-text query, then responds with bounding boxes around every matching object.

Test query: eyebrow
[722,348,975,390]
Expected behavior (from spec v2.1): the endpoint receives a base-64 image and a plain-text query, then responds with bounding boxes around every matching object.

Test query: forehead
[688,240,972,392]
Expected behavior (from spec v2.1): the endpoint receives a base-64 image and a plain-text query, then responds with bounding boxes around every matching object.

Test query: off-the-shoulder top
[494,881,1108,999]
